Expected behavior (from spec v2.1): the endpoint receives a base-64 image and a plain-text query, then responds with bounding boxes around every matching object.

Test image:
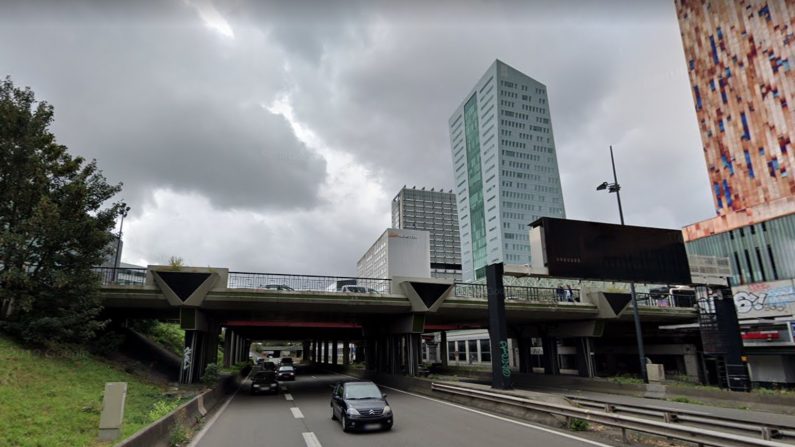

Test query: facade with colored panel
[677,0,795,238]
[448,60,565,281]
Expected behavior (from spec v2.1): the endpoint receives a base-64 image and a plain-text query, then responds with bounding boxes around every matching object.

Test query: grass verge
[0,335,184,447]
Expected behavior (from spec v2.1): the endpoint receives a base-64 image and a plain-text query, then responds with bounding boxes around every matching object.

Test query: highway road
[190,370,616,447]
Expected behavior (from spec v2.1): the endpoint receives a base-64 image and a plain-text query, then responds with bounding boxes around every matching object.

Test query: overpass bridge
[96,266,698,383]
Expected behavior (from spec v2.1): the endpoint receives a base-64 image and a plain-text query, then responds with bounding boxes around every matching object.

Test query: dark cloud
[0,1,327,212]
[0,0,716,274]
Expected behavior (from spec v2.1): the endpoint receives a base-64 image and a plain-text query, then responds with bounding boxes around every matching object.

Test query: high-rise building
[449,59,566,281]
[392,186,461,280]
[676,0,795,285]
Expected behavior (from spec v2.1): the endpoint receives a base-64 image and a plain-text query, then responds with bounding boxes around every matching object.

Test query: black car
[250,371,278,395]
[280,357,294,366]
[330,381,393,432]
[277,365,296,381]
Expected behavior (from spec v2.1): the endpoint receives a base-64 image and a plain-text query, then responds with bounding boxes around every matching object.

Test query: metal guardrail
[430,382,790,447]
[93,267,147,286]
[227,272,391,293]
[94,268,392,293]
[454,283,582,304]
[635,292,697,309]
[566,395,795,442]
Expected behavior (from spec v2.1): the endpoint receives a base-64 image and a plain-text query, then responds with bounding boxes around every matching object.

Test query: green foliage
[0,335,169,446]
[568,417,589,431]
[669,396,704,405]
[0,77,123,345]
[169,426,189,447]
[607,374,645,385]
[168,256,184,270]
[148,399,181,422]
[129,320,184,356]
[201,363,220,386]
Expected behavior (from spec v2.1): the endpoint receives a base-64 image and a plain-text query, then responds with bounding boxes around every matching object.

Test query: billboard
[529,217,691,284]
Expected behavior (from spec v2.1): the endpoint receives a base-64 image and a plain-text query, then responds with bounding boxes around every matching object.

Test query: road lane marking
[291,407,304,419]
[302,432,322,447]
[187,376,248,447]
[378,384,613,447]
[284,393,294,401]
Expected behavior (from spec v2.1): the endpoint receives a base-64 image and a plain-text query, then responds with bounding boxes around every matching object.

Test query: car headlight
[383,405,392,414]
[346,408,361,416]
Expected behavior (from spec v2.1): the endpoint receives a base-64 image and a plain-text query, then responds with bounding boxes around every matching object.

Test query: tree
[0,77,123,345]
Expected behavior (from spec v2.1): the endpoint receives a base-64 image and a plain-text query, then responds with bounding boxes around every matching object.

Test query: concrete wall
[749,355,795,384]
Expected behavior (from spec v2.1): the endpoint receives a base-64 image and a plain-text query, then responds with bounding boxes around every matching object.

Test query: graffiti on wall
[733,280,795,319]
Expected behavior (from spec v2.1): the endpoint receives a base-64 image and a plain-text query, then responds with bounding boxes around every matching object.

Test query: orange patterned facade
[676,0,795,241]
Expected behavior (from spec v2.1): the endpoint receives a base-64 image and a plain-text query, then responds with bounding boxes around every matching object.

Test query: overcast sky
[0,0,713,275]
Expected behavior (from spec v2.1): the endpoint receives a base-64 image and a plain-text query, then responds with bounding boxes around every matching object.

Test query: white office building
[449,59,566,281]
[357,228,431,281]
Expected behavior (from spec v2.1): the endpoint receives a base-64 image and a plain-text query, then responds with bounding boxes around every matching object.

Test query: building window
[479,339,491,362]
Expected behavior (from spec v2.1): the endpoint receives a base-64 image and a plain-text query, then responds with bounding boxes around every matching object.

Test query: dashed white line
[290,407,304,419]
[302,432,322,447]
[284,393,294,401]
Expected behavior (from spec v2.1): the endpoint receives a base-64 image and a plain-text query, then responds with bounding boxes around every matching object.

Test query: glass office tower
[449,60,566,281]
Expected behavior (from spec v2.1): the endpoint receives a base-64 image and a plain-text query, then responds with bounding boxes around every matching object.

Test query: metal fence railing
[635,293,696,308]
[454,283,582,304]
[226,272,392,293]
[93,267,147,287]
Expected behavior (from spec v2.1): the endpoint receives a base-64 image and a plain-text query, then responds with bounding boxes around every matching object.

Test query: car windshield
[279,366,294,372]
[344,382,382,400]
[254,372,274,380]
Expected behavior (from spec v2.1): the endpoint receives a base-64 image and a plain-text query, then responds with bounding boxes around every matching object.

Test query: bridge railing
[93,267,147,286]
[454,283,581,304]
[635,292,696,308]
[227,272,392,293]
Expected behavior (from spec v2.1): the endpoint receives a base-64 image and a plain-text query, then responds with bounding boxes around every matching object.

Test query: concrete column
[517,337,531,374]
[303,341,310,362]
[223,330,233,368]
[180,330,208,384]
[575,337,595,378]
[542,336,560,375]
[332,340,339,365]
[343,340,351,365]
[407,333,420,376]
[684,354,700,381]
[322,341,329,364]
[440,331,448,367]
[486,262,512,389]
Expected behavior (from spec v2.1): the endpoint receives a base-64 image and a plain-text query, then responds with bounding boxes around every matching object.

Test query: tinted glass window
[344,383,382,399]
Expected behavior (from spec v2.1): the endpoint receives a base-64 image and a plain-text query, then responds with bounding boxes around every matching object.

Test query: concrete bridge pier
[575,337,595,378]
[516,337,531,374]
[542,336,560,375]
[440,331,448,367]
[179,310,221,384]
[342,340,350,365]
[332,340,339,365]
[302,341,310,362]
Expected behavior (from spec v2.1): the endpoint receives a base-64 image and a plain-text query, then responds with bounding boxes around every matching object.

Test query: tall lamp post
[596,146,648,384]
[114,203,131,282]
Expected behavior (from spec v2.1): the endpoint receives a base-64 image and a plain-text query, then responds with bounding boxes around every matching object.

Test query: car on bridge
[331,381,393,432]
[250,371,278,395]
[340,285,380,294]
[262,284,294,291]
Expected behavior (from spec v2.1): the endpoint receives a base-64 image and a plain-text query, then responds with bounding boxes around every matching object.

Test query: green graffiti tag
[499,340,511,378]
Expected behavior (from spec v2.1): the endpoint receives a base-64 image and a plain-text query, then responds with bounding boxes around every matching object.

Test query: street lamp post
[597,146,648,384]
[114,203,131,283]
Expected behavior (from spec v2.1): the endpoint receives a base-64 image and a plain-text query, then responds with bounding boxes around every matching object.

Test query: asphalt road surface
[190,370,615,447]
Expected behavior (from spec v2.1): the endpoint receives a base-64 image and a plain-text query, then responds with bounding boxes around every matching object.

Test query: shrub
[147,399,180,422]
[568,418,589,431]
[201,363,220,386]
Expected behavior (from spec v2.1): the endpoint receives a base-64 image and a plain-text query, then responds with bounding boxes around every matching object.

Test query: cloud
[0,0,717,275]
